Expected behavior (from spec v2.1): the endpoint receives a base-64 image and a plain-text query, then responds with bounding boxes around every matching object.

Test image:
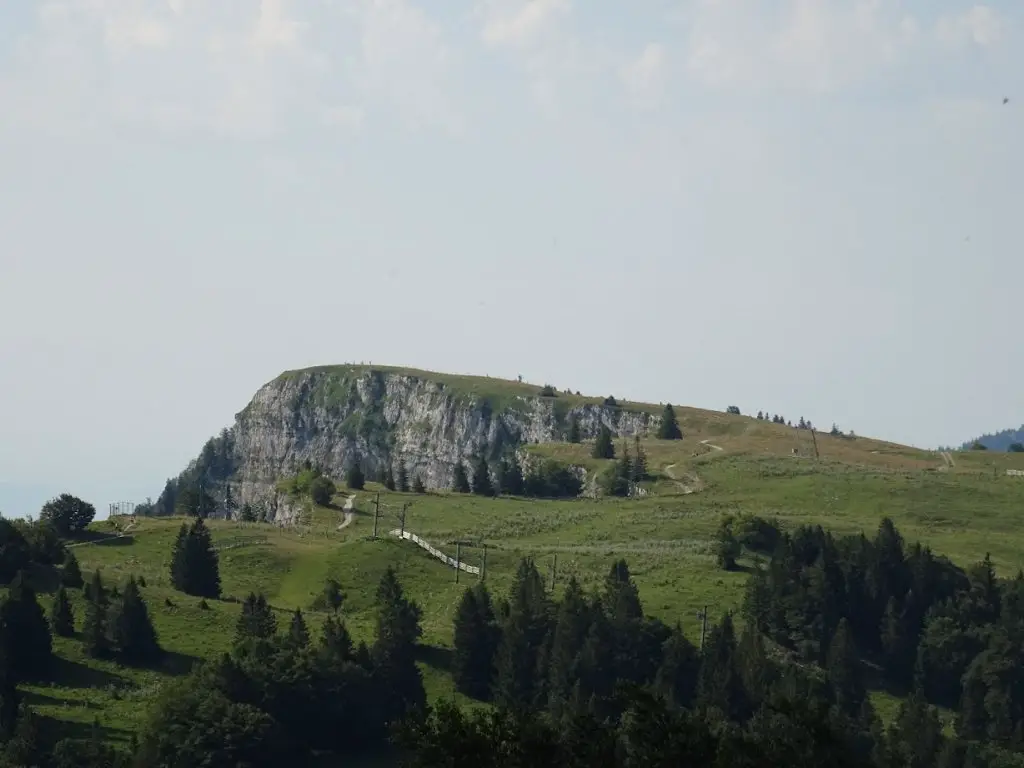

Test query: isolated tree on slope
[61,550,84,588]
[373,567,426,724]
[471,456,495,498]
[50,587,75,638]
[567,414,581,444]
[346,464,365,491]
[109,576,161,662]
[40,493,95,536]
[592,424,615,460]
[452,463,471,494]
[170,519,221,599]
[657,404,683,440]
[0,572,53,679]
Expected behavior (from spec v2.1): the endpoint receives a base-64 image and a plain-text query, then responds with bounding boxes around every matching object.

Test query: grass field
[17,407,1024,748]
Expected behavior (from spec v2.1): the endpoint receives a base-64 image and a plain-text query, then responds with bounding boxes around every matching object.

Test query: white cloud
[479,0,570,49]
[323,104,366,131]
[935,6,1004,49]
[251,0,306,53]
[620,43,667,108]
[680,0,1007,93]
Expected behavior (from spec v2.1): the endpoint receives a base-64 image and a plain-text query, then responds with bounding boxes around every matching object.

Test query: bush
[603,396,618,407]
[345,465,365,491]
[539,385,557,397]
[309,476,336,506]
[1009,443,1024,453]
[734,515,783,554]
[726,406,741,415]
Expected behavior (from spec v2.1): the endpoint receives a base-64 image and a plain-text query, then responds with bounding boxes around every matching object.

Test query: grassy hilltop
[20,371,1024,746]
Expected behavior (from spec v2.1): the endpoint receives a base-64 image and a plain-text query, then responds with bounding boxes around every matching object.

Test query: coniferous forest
[2,511,1024,766]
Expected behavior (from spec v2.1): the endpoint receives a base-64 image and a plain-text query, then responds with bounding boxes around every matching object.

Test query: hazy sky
[1,1,1021,517]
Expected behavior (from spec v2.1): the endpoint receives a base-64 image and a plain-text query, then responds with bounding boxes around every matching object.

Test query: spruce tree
[591,424,615,460]
[320,614,353,661]
[412,475,427,494]
[397,464,409,493]
[452,463,471,494]
[240,503,256,523]
[288,609,310,648]
[385,468,397,491]
[655,624,700,708]
[633,436,648,481]
[235,593,277,646]
[827,618,865,717]
[497,456,525,496]
[471,456,495,497]
[567,414,581,444]
[657,404,683,440]
[695,614,749,721]
[61,550,84,589]
[109,576,161,662]
[50,586,75,638]
[3,702,44,767]
[888,687,945,768]
[81,570,109,658]
[547,577,591,720]
[346,464,366,491]
[322,578,345,614]
[171,519,221,599]
[0,572,53,680]
[452,584,499,700]
[494,559,551,712]
[372,567,426,723]
[0,648,17,741]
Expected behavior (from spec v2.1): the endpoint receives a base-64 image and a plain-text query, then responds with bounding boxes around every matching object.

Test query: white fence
[1007,469,1024,477]
[389,529,480,575]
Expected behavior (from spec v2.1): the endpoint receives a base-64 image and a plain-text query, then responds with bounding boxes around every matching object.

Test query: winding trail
[700,439,724,452]
[939,451,955,471]
[664,463,702,495]
[336,494,357,531]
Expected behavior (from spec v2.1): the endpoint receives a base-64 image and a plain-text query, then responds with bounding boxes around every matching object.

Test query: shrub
[309,476,336,506]
[539,385,557,398]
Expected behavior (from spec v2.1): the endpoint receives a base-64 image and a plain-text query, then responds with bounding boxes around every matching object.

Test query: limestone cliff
[166,366,656,522]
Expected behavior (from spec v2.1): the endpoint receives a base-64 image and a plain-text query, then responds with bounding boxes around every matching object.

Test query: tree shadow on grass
[21,689,104,712]
[415,644,452,673]
[35,712,134,746]
[49,657,128,690]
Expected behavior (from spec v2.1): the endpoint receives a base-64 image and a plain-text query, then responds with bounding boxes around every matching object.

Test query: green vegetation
[40,494,96,536]
[6,375,1024,763]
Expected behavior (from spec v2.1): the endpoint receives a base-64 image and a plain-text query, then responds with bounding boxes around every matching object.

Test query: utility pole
[809,427,820,460]
[372,492,380,539]
[481,543,487,582]
[697,605,708,651]
[399,502,408,537]
[551,553,558,592]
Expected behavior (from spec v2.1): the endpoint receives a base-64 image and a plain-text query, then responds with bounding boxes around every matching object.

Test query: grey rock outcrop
[177,366,656,521]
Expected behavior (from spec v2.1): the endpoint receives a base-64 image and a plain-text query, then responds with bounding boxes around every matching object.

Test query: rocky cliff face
[176,366,656,522]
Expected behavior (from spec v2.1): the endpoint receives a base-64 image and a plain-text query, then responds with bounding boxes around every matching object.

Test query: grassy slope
[23,387,1024,746]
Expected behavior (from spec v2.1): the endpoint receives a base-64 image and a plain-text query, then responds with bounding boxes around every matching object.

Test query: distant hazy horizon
[1,2,1021,517]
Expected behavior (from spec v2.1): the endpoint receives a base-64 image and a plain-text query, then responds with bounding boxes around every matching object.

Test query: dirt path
[336,494,356,531]
[939,451,955,471]
[700,439,724,452]
[664,463,703,495]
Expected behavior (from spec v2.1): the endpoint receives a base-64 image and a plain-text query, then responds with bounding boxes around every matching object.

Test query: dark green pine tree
[50,586,75,638]
[171,519,221,599]
[493,559,551,712]
[288,609,310,648]
[0,647,17,741]
[956,661,988,741]
[827,618,865,717]
[591,424,615,459]
[654,623,700,708]
[632,436,648,480]
[3,701,45,768]
[320,614,353,662]
[547,577,591,720]
[880,596,914,687]
[887,687,945,768]
[603,560,643,624]
[384,467,397,491]
[109,576,161,662]
[452,462,471,494]
[695,614,749,721]
[471,456,495,497]
[497,456,525,496]
[412,475,427,494]
[567,414,581,444]
[397,464,410,493]
[657,403,683,440]
[235,593,277,646]
[0,572,53,681]
[372,567,426,724]
[81,570,109,659]
[452,584,500,700]
[61,550,84,588]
